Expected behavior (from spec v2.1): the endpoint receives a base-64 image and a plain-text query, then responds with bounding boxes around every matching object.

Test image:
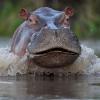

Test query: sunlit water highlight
[0,41,100,76]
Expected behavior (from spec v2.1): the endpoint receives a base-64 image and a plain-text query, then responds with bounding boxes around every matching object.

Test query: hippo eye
[66,18,69,21]
[61,15,70,28]
[28,15,39,25]
[29,18,32,22]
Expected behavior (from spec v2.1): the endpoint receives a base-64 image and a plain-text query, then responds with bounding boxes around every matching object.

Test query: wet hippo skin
[11,7,81,69]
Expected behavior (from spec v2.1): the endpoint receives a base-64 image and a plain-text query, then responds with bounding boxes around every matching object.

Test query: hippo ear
[20,8,30,20]
[64,7,74,17]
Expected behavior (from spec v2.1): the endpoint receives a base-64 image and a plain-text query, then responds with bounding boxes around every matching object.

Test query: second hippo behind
[11,7,81,69]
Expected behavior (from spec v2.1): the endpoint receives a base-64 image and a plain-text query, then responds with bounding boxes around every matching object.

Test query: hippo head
[26,7,81,68]
[11,7,81,68]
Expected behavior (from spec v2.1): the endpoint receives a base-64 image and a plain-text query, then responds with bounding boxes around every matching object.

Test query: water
[0,38,11,48]
[0,75,100,99]
[81,40,100,56]
[0,38,100,99]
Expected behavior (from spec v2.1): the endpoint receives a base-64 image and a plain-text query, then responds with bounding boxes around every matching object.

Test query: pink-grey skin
[11,7,81,69]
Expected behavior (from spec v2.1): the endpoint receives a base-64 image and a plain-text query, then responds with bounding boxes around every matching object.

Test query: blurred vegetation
[0,0,100,39]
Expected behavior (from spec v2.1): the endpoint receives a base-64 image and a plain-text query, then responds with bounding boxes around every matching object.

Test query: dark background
[0,0,100,39]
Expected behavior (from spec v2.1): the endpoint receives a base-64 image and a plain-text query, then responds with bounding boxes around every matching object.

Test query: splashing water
[0,45,100,76]
[0,47,28,76]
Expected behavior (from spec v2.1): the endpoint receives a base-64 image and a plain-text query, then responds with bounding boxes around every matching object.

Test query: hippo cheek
[28,49,79,68]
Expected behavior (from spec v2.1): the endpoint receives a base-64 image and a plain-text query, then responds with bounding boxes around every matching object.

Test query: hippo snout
[28,28,81,68]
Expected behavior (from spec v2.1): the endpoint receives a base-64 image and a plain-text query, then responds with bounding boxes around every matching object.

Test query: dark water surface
[0,75,100,99]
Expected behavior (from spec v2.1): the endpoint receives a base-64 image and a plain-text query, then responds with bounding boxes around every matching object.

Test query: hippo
[10,7,81,73]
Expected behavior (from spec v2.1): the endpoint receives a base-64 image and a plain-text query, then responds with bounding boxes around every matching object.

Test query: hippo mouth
[28,47,79,68]
[34,48,77,54]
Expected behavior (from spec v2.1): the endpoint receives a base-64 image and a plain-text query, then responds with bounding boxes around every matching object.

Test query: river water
[0,38,100,99]
[0,75,100,100]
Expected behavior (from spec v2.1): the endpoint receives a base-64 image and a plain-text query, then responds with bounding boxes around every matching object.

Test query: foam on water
[0,47,28,76]
[0,45,100,76]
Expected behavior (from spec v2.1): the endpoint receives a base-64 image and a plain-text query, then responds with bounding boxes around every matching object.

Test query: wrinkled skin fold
[11,7,81,69]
